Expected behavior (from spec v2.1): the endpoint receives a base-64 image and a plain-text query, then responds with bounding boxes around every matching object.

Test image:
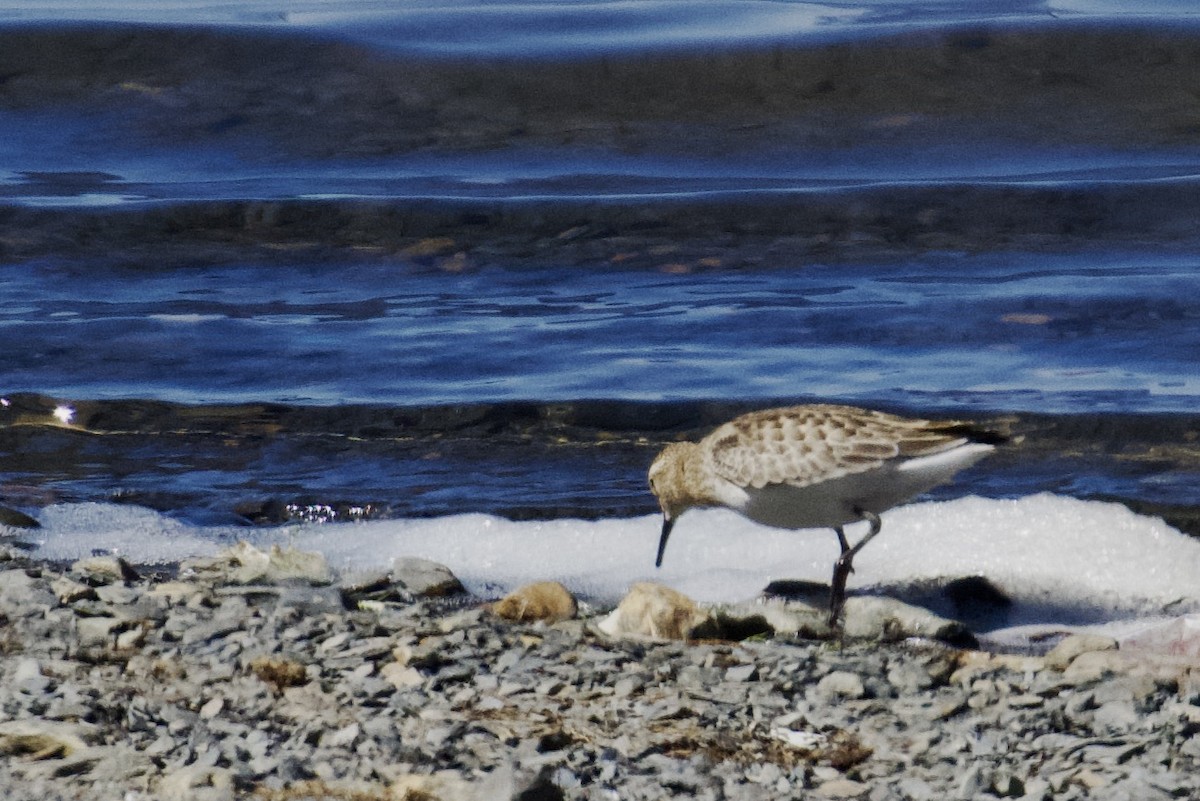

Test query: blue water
[4,250,1200,411]
[4,0,1200,525]
[4,1,1197,54]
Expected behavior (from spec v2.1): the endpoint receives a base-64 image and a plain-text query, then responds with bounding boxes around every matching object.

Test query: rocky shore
[0,543,1196,801]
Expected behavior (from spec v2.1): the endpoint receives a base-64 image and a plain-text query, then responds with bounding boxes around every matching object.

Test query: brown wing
[704,404,976,490]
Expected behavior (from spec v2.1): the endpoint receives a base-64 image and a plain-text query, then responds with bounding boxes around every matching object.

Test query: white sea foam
[19,494,1200,640]
[33,503,222,564]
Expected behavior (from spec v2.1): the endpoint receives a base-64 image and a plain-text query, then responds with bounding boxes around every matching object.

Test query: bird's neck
[678,443,722,507]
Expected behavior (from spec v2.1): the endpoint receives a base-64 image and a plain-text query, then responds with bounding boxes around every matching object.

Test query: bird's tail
[940,417,1020,447]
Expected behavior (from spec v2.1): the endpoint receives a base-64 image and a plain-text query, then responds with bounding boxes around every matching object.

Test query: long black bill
[655,517,675,568]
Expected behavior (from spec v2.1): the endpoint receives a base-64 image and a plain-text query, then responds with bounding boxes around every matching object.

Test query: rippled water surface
[4,250,1200,411]
[4,0,1200,532]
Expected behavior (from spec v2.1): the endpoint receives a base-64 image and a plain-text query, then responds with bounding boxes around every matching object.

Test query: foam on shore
[22,493,1200,638]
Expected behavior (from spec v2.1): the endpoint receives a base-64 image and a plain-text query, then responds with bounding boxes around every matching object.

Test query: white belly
[727,442,994,530]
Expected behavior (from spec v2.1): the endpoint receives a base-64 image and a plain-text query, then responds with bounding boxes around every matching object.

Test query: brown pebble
[491,581,578,624]
[249,656,309,692]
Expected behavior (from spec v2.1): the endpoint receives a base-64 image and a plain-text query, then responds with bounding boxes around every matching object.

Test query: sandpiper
[648,404,1006,624]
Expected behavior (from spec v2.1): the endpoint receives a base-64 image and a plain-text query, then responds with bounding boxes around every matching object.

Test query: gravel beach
[0,543,1196,801]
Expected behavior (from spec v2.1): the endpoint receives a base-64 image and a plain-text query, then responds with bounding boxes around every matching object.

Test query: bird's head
[647,441,701,568]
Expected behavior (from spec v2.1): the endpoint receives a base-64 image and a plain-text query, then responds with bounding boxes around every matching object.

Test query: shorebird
[647,404,1006,624]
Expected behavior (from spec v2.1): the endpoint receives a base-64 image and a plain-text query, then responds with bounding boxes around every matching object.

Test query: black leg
[835,525,851,553]
[827,510,883,626]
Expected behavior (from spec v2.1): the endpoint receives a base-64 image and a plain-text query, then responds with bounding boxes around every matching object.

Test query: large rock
[391,557,466,598]
[339,558,467,607]
[1044,633,1119,671]
[0,569,55,614]
[70,556,140,585]
[703,599,829,641]
[1120,614,1200,658]
[181,542,331,586]
[597,582,711,640]
[841,595,975,645]
[0,506,39,529]
[700,594,973,645]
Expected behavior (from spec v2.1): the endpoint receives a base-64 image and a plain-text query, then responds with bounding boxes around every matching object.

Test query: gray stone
[724,663,758,682]
[1018,777,1051,800]
[0,506,40,529]
[76,616,122,648]
[893,777,937,800]
[887,659,936,694]
[86,744,154,783]
[992,770,1026,798]
[13,658,51,695]
[1044,634,1119,671]
[95,583,140,606]
[0,569,55,613]
[841,596,971,644]
[158,764,237,801]
[390,557,467,598]
[815,778,870,799]
[815,670,866,700]
[956,764,989,798]
[69,556,139,585]
[1092,700,1141,732]
[181,618,243,647]
[1062,650,1127,685]
[116,626,148,650]
[326,722,360,748]
[1097,770,1177,801]
[182,542,331,586]
[552,766,581,790]
[50,576,95,604]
